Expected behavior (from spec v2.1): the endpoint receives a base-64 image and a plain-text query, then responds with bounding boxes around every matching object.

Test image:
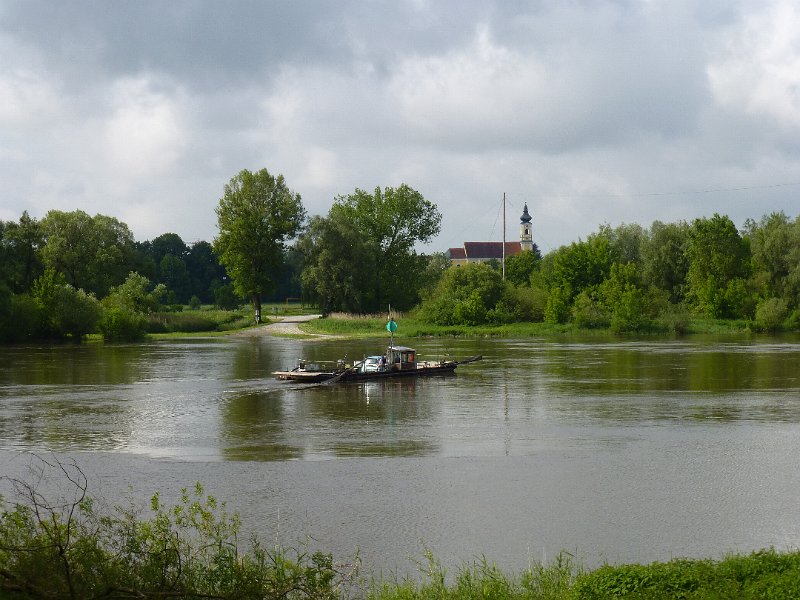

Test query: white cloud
[0,36,61,127]
[708,1,800,128]
[102,75,188,180]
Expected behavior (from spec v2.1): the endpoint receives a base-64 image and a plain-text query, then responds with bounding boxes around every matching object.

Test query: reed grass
[146,307,252,334]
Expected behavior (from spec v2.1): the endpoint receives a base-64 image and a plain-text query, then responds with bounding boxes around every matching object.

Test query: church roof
[520,203,532,223]
[464,241,522,259]
[446,247,466,259]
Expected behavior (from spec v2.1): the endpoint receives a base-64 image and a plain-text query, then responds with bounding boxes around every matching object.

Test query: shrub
[7,294,43,341]
[785,308,800,331]
[492,285,547,323]
[419,295,457,325]
[571,290,610,329]
[145,312,218,333]
[544,285,571,324]
[98,306,147,341]
[214,283,242,310]
[754,297,788,332]
[0,284,14,342]
[0,457,353,599]
[106,272,166,314]
[609,288,645,334]
[189,295,202,310]
[418,263,504,326]
[452,290,488,326]
[52,285,101,338]
[656,305,691,335]
[724,277,755,320]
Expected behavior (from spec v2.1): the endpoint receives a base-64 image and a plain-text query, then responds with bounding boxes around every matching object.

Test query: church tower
[520,203,533,252]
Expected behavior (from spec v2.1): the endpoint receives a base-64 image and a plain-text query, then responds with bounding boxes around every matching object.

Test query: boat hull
[273,370,337,382]
[273,362,458,383]
[341,362,458,382]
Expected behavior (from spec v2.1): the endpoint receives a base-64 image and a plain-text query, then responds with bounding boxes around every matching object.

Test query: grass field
[299,313,753,339]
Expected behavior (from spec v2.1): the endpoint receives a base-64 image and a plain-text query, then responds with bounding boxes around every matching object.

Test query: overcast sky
[2,0,799,253]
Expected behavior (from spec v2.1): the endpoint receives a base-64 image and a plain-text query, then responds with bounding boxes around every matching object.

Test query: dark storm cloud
[2,1,489,87]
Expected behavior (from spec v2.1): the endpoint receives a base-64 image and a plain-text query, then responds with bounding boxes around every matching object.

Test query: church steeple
[520,203,533,252]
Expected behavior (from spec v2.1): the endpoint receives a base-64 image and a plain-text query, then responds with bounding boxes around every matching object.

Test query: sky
[1,0,799,254]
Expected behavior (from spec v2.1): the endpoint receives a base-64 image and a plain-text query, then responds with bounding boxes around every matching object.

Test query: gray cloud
[2,0,799,253]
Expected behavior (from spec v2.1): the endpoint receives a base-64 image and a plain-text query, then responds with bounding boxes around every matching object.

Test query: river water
[1,334,800,576]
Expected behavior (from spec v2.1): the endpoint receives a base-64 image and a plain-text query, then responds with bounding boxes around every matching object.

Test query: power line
[506,180,800,201]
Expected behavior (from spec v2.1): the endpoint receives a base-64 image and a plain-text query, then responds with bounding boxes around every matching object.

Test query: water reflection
[2,336,800,460]
[219,377,438,460]
[537,340,800,395]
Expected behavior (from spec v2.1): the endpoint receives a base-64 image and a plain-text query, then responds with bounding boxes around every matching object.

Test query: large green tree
[300,184,441,314]
[641,220,690,304]
[606,222,646,265]
[504,249,541,286]
[136,233,192,303]
[185,240,226,303]
[686,213,751,318]
[299,215,371,314]
[744,212,800,305]
[547,232,617,301]
[213,168,305,318]
[40,210,135,297]
[0,211,44,293]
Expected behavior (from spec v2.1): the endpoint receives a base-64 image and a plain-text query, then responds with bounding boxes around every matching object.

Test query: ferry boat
[273,345,481,383]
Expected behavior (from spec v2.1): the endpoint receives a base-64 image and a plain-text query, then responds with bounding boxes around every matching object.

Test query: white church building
[446,204,534,266]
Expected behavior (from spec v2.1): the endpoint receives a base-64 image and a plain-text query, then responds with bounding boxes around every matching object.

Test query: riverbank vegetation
[3,166,800,344]
[302,313,755,338]
[2,458,798,599]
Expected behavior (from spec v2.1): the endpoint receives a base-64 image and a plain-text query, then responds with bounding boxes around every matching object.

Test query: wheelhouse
[387,346,416,371]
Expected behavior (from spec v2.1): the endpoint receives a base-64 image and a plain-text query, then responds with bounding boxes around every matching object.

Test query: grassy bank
[371,549,800,599]
[140,303,318,338]
[90,306,755,340]
[300,314,754,339]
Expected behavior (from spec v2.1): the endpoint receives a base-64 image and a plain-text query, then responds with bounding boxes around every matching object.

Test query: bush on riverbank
[0,458,356,599]
[571,549,800,599]
[367,549,800,599]
[3,457,799,600]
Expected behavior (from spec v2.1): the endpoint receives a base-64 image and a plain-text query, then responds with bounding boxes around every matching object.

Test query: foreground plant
[0,455,356,599]
[3,456,800,599]
[367,549,576,600]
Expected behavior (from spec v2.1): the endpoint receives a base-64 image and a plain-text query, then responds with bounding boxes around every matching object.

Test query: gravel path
[231,314,323,337]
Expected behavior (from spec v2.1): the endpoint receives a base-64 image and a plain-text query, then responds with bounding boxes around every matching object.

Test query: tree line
[420,212,800,333]
[0,210,237,342]
[2,165,799,342]
[0,168,443,342]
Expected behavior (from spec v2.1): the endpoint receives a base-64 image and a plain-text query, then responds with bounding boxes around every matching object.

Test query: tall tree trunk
[252,294,262,324]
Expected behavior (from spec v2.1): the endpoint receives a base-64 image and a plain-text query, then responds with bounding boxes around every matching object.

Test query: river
[1,334,800,576]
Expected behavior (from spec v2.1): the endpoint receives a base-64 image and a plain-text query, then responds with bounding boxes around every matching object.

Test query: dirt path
[231,314,324,337]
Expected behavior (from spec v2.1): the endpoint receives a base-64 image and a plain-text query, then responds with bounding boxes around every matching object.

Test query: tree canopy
[40,210,135,297]
[300,184,441,314]
[213,168,305,313]
[686,213,750,318]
